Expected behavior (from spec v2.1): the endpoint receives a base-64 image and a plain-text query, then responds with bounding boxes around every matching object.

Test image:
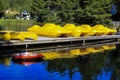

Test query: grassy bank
[0,19,36,31]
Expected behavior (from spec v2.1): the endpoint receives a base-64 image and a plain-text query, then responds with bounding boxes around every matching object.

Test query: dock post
[25,44,28,52]
[118,38,120,42]
[83,40,85,45]
[70,38,73,47]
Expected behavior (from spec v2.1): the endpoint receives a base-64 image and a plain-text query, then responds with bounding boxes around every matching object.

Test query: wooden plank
[0,40,119,54]
[0,35,120,47]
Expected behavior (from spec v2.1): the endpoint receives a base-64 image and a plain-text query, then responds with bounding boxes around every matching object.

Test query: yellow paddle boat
[0,30,13,41]
[77,24,96,36]
[42,23,71,37]
[27,25,41,31]
[10,31,38,41]
[28,23,71,37]
[92,25,117,35]
[63,23,81,37]
[92,25,106,36]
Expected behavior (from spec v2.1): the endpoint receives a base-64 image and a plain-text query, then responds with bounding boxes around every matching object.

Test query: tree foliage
[1,0,32,11]
[1,0,113,26]
[0,0,4,12]
[30,0,112,26]
[0,0,4,18]
[77,0,112,25]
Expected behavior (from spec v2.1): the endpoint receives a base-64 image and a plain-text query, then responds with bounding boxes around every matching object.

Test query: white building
[16,10,31,20]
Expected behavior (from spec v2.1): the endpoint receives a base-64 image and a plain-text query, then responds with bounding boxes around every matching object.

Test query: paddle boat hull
[28,24,71,37]
[11,32,38,41]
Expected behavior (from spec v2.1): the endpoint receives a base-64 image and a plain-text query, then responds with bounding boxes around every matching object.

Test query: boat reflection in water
[0,44,119,80]
[12,52,43,61]
[0,44,113,67]
[12,52,44,66]
[41,44,116,60]
[0,44,116,66]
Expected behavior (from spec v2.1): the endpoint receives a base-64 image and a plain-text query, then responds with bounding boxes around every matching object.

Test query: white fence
[112,21,120,27]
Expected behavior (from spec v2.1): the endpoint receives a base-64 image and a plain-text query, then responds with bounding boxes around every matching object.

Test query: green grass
[0,19,36,31]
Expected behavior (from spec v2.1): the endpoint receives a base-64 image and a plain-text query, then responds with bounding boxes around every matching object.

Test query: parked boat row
[0,23,117,42]
[28,23,117,37]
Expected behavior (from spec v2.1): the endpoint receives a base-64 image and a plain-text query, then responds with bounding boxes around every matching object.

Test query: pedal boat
[79,25,96,36]
[0,30,13,41]
[92,25,106,36]
[10,31,38,41]
[63,23,81,37]
[28,24,71,37]
[92,25,117,36]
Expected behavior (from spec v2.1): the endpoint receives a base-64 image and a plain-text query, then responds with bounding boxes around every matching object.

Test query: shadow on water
[44,44,120,80]
[0,43,120,80]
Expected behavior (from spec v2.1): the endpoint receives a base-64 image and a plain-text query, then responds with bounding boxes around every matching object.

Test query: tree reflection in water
[108,44,120,80]
[0,54,11,66]
[45,44,120,80]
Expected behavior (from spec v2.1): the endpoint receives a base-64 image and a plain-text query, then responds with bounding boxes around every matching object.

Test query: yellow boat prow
[63,23,81,37]
[0,30,13,41]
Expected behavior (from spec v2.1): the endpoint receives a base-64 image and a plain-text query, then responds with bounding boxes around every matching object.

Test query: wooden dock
[0,35,120,53]
[0,35,120,46]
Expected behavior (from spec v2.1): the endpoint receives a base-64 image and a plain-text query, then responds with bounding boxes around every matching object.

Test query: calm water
[0,44,120,80]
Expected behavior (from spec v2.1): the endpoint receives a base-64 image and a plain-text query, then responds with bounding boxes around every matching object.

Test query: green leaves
[30,0,112,26]
[78,0,112,25]
[0,0,4,12]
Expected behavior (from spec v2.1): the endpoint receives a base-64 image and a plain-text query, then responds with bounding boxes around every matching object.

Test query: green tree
[0,0,4,18]
[30,0,60,24]
[77,0,112,26]
[0,0,4,12]
[1,0,32,11]
[57,0,81,24]
[30,0,112,26]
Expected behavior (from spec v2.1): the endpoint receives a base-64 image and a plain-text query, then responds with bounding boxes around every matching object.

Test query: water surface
[0,44,120,80]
